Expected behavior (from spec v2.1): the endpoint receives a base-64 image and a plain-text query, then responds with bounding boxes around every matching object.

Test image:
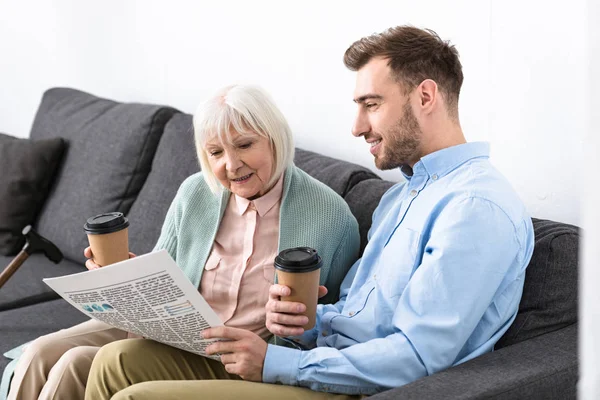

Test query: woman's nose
[224,151,243,171]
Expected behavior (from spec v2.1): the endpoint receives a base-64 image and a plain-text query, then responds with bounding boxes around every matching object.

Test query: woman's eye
[209,150,222,157]
[238,142,252,149]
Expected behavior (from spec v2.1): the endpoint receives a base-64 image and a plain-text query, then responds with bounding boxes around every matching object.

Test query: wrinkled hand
[83,246,136,270]
[203,327,267,382]
[265,284,327,337]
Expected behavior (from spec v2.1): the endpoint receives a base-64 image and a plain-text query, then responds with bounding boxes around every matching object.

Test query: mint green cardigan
[154,165,360,304]
[0,166,359,399]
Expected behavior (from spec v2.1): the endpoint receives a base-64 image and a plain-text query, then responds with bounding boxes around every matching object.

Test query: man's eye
[366,103,377,109]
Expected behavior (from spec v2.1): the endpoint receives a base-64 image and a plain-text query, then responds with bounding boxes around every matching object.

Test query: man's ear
[417,79,438,114]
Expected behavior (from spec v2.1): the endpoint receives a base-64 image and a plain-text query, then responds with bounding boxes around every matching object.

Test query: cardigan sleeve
[320,214,360,304]
[152,189,181,262]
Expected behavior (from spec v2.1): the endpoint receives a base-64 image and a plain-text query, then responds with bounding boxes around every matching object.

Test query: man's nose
[351,110,370,137]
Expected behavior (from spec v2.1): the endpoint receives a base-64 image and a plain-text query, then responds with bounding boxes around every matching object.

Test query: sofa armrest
[370,324,577,400]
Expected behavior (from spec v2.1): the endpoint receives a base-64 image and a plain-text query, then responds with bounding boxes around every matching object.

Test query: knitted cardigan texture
[154,165,360,304]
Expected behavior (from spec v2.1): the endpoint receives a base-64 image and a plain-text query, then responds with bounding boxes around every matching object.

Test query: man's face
[351,57,422,170]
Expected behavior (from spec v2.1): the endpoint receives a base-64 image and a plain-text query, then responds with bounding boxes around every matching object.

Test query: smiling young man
[259,26,534,396]
[83,26,535,400]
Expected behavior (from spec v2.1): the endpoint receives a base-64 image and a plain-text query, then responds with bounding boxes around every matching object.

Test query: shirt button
[409,189,418,197]
[432,174,438,180]
[321,331,327,336]
[373,274,377,279]
[348,311,355,316]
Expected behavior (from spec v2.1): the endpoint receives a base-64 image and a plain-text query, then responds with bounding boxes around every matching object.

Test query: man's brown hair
[344,26,463,118]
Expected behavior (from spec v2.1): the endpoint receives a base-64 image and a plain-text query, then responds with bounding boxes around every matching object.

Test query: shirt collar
[235,173,285,217]
[400,142,490,180]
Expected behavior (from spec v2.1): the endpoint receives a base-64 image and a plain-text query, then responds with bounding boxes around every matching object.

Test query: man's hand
[203,327,267,382]
[265,284,328,337]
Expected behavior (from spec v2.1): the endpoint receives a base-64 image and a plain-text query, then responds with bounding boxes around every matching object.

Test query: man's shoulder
[421,160,534,251]
[445,158,528,224]
[373,159,531,233]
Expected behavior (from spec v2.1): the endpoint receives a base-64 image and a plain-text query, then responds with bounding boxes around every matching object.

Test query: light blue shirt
[262,142,535,396]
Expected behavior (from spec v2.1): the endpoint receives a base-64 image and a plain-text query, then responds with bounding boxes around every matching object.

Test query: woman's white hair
[193,84,295,194]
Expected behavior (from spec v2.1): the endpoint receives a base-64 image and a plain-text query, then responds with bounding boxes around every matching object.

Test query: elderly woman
[6,85,359,400]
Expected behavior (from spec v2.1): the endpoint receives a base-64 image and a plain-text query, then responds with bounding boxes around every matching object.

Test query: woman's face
[204,130,275,199]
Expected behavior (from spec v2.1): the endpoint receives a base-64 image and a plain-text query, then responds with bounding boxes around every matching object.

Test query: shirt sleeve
[287,257,361,348]
[263,197,525,395]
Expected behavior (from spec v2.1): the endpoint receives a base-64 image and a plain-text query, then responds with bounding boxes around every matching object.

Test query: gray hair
[193,84,295,194]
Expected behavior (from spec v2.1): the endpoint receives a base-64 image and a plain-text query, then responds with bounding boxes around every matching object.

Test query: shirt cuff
[262,343,301,385]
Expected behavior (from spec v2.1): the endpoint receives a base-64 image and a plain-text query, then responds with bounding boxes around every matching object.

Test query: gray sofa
[0,88,579,399]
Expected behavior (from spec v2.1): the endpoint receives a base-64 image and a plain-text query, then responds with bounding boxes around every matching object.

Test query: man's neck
[412,121,466,166]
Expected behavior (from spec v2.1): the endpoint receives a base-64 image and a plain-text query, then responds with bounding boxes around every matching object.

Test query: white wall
[580,0,599,397]
[0,0,585,225]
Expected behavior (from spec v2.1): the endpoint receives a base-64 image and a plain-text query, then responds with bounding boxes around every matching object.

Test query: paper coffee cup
[84,212,130,267]
[274,247,322,331]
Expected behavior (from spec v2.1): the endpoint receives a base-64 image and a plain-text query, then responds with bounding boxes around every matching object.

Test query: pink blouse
[199,175,284,340]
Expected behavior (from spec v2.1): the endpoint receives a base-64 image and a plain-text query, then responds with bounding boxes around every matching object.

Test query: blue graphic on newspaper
[164,300,194,316]
[81,303,114,313]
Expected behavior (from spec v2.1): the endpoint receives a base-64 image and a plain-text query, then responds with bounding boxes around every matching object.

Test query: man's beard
[375,102,422,171]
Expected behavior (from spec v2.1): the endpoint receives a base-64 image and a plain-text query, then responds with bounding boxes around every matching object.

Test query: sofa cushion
[343,178,396,254]
[29,88,178,264]
[0,298,88,374]
[496,218,579,349]
[371,324,577,400]
[294,148,379,197]
[0,253,84,311]
[0,133,66,255]
[127,114,200,255]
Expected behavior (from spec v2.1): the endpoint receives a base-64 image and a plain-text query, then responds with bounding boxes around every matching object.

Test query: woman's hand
[265,284,328,337]
[203,327,267,382]
[83,246,136,270]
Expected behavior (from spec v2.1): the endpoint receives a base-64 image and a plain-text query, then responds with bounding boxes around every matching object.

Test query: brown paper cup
[277,268,321,330]
[87,227,129,267]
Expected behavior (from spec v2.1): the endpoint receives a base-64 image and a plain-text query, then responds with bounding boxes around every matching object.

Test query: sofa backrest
[294,148,380,197]
[496,218,579,348]
[18,87,385,264]
[127,113,200,255]
[30,88,178,264]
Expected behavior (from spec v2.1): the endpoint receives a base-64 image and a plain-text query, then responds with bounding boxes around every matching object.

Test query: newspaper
[43,250,224,359]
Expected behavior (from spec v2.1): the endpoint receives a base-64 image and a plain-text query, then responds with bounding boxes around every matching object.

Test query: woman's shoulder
[175,171,217,203]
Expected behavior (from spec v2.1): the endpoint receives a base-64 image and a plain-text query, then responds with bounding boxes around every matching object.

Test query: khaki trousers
[8,319,127,400]
[85,338,363,400]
